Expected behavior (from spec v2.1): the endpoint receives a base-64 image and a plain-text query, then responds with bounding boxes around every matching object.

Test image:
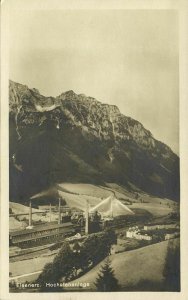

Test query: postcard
[1,0,188,299]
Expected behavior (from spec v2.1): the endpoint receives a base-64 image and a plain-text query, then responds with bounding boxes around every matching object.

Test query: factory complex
[9,188,179,251]
[9,193,135,249]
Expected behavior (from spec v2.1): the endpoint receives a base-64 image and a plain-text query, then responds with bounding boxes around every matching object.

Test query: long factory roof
[9,222,74,237]
[144,222,178,227]
[138,228,180,236]
[10,227,75,242]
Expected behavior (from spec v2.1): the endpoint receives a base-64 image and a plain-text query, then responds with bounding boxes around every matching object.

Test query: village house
[165,232,180,240]
[126,226,152,241]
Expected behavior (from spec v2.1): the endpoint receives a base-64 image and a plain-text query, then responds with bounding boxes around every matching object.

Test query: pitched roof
[10,222,74,237]
[90,195,134,217]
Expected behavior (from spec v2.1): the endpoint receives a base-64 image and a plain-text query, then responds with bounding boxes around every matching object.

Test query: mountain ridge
[9,80,179,202]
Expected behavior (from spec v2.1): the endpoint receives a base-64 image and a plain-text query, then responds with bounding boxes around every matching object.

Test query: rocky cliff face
[9,80,180,202]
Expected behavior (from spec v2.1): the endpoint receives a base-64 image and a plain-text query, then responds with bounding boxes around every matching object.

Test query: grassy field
[59,183,136,202]
[131,202,173,216]
[68,238,179,291]
[58,189,102,210]
[59,183,111,198]
[58,183,176,216]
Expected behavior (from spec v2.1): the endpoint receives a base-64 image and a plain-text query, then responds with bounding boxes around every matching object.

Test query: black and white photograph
[1,0,188,298]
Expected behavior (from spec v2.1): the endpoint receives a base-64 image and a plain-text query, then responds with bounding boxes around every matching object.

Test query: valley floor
[9,237,179,293]
[9,183,179,291]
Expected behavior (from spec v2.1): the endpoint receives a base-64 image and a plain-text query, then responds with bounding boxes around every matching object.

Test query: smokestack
[111,196,113,218]
[49,203,52,222]
[85,200,89,235]
[29,200,32,227]
[58,198,61,224]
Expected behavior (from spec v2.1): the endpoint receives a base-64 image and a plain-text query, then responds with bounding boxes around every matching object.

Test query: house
[126,226,152,241]
[165,232,180,240]
[126,226,139,238]
[134,232,152,241]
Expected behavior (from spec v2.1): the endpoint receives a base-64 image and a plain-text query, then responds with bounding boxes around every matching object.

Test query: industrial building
[9,192,135,249]
[144,223,179,231]
[9,197,77,249]
[9,222,75,248]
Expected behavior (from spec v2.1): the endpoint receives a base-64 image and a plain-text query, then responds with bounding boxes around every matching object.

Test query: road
[9,270,42,281]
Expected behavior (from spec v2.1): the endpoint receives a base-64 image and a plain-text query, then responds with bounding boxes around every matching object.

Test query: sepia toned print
[8,7,180,293]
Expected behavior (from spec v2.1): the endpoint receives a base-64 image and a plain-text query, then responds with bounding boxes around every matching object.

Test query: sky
[9,9,179,154]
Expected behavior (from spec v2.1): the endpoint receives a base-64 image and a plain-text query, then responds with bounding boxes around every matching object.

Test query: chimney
[49,203,52,222]
[111,196,113,218]
[85,200,89,235]
[29,200,32,227]
[58,198,61,224]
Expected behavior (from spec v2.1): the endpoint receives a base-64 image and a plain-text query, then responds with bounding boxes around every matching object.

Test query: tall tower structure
[49,203,52,222]
[29,200,32,226]
[85,199,89,234]
[58,197,61,225]
[110,196,113,218]
[26,199,34,229]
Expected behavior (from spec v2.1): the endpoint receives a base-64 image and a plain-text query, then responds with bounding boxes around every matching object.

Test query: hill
[68,238,179,291]
[23,182,176,217]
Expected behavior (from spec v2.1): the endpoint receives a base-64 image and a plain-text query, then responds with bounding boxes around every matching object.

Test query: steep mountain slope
[9,80,179,202]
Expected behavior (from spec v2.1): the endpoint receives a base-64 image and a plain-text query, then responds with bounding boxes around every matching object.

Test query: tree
[95,257,120,291]
[36,262,61,291]
[36,230,118,290]
[53,241,75,281]
[163,240,180,291]
[103,228,117,250]
[81,230,117,268]
[37,241,75,290]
